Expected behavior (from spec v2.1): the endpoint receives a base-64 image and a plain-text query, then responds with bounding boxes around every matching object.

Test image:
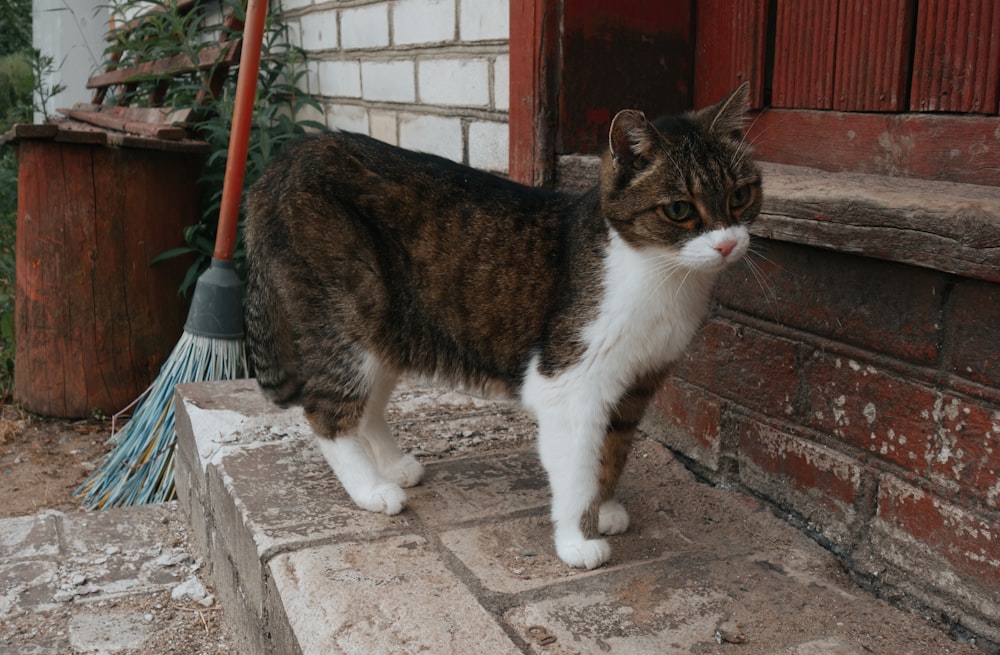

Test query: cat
[243,82,762,570]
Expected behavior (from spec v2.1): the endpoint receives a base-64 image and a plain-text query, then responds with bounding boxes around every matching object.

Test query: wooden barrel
[13,138,199,418]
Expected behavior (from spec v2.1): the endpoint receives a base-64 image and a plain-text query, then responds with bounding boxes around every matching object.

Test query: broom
[76,0,269,509]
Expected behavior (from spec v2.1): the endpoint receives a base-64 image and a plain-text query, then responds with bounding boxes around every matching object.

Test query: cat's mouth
[676,226,750,271]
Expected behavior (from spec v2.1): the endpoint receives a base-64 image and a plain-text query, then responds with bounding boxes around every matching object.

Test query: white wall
[32,0,109,123]
[278,0,510,173]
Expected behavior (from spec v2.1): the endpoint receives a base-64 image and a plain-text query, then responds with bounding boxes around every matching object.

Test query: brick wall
[645,236,1000,645]
[276,0,510,173]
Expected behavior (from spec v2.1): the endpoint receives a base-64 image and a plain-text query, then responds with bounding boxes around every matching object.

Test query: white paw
[598,500,629,535]
[382,454,425,488]
[353,482,407,515]
[556,537,612,570]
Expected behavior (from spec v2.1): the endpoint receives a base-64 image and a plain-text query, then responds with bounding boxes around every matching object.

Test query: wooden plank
[508,0,560,187]
[91,146,134,408]
[63,102,194,126]
[86,40,240,90]
[756,162,1000,283]
[772,0,838,109]
[910,0,1000,113]
[559,0,693,154]
[694,0,769,109]
[60,107,188,140]
[833,0,915,111]
[14,141,65,415]
[53,127,108,146]
[747,108,1000,187]
[2,123,59,142]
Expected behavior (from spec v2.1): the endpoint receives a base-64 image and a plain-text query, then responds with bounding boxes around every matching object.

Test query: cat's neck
[578,230,720,383]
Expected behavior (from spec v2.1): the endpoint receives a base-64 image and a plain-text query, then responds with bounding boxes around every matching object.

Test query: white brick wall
[341,4,390,50]
[282,0,510,173]
[394,0,455,45]
[418,58,490,107]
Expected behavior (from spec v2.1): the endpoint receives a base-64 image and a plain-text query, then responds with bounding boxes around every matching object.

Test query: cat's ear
[609,109,657,175]
[701,81,751,139]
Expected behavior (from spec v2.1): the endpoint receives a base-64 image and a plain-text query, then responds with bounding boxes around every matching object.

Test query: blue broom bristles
[76,330,247,509]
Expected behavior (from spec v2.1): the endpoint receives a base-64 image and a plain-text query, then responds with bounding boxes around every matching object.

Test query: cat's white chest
[581,232,717,378]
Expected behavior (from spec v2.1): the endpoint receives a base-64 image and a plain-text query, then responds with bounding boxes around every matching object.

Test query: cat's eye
[729,185,754,210]
[659,201,694,222]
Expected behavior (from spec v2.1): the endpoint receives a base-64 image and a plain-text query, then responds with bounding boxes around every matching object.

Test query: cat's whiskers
[742,245,779,310]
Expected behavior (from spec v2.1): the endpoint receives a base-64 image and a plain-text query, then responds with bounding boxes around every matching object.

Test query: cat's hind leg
[359,368,424,488]
[304,352,408,515]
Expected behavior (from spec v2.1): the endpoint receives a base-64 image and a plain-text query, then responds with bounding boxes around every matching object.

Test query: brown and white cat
[243,83,762,569]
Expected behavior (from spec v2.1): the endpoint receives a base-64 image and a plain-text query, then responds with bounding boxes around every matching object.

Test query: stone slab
[172,379,989,655]
[268,536,522,655]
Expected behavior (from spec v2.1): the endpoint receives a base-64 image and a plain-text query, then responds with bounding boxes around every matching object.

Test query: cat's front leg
[536,412,614,570]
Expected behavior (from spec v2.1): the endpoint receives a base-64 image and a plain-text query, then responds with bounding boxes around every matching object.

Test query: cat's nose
[714,240,738,257]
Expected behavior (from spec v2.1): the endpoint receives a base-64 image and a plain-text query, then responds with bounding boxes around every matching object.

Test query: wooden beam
[748,108,1000,187]
[508,0,559,187]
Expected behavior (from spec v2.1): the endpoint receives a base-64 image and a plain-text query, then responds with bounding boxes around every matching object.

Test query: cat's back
[247,130,563,226]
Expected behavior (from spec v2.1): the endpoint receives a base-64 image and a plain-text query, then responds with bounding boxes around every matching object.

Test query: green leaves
[104,0,323,295]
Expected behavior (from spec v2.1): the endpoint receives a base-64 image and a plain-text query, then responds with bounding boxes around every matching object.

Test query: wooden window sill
[556,156,1000,283]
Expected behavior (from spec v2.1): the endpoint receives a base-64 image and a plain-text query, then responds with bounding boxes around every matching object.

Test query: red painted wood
[13,141,194,417]
[559,0,693,154]
[833,0,915,111]
[694,0,769,109]
[911,0,1000,114]
[508,0,559,187]
[747,109,1000,187]
[772,0,838,109]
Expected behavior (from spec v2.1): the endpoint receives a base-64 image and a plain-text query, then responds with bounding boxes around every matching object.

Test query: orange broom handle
[213,0,268,262]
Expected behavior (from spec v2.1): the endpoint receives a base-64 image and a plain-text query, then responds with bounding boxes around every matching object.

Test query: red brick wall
[645,238,1000,644]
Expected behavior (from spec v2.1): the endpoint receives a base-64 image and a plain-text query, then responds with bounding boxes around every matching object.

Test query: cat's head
[600,82,762,271]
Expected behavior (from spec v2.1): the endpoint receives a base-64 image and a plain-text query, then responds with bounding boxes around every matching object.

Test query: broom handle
[213,0,268,262]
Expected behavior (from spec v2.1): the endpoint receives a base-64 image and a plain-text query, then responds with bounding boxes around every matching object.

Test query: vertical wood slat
[834,0,915,111]
[911,0,1000,113]
[694,0,769,109]
[508,0,560,187]
[13,140,193,418]
[772,0,839,109]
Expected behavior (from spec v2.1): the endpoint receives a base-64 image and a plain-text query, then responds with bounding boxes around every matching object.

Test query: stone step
[173,378,984,655]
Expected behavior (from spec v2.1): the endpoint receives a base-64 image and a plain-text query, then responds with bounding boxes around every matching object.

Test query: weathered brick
[943,279,1000,389]
[928,394,1000,509]
[298,8,337,51]
[398,114,462,162]
[874,475,1000,589]
[674,318,800,419]
[341,3,389,50]
[738,418,866,547]
[361,60,416,103]
[316,59,361,98]
[324,103,368,133]
[418,58,490,107]
[468,120,508,172]
[719,240,947,365]
[493,55,509,111]
[459,0,508,41]
[802,351,938,470]
[393,0,455,45]
[369,110,397,145]
[644,378,723,471]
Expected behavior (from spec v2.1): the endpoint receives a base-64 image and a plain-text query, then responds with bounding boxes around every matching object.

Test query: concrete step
[0,503,228,654]
[173,378,985,655]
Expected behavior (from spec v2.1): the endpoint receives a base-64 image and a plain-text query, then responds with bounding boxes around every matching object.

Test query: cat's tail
[244,261,303,405]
